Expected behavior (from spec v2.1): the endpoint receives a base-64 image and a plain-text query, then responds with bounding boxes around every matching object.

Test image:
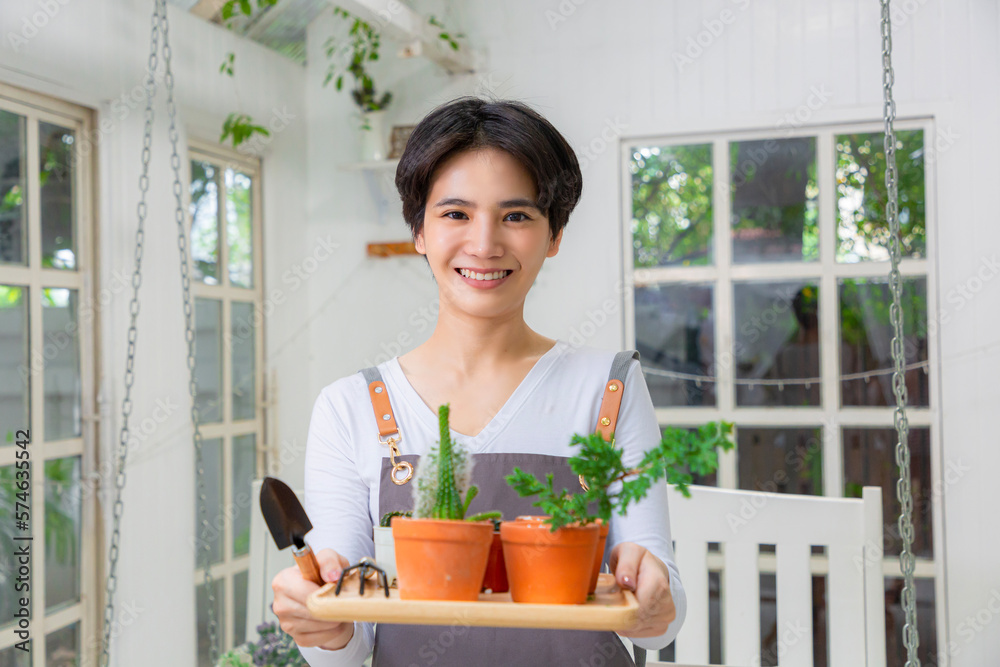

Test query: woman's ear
[546,228,564,258]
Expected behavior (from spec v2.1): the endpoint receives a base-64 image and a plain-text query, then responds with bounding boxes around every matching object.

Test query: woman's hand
[271,548,355,651]
[609,542,676,638]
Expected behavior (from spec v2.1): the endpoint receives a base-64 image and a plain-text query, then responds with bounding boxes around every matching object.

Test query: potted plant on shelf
[504,422,734,604]
[374,510,411,588]
[392,403,501,601]
[323,7,392,160]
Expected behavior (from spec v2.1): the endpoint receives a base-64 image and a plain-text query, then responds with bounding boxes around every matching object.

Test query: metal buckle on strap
[378,426,413,485]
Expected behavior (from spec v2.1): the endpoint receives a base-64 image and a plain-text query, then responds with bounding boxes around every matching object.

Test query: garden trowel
[259,475,324,586]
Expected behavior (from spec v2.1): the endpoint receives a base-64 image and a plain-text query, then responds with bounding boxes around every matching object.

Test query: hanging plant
[214,4,468,144]
[323,7,391,125]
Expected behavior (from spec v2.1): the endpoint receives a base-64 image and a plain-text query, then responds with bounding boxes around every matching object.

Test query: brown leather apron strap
[580,349,640,494]
[359,366,413,485]
[595,350,640,441]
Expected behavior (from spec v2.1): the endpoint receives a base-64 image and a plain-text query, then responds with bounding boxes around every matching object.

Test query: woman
[271,97,686,666]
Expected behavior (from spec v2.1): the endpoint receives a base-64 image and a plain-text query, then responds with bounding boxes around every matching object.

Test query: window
[624,121,939,665]
[0,83,97,665]
[188,142,264,665]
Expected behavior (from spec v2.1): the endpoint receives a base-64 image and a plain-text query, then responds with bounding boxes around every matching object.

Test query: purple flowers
[217,622,306,667]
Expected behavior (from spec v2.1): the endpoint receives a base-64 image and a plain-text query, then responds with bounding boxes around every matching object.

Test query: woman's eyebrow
[433,196,542,212]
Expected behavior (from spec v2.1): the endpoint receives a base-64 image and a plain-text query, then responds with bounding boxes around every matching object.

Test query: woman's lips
[455,268,512,289]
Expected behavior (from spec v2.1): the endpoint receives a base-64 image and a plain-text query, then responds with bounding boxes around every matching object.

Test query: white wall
[0,1,306,665]
[296,1,999,665]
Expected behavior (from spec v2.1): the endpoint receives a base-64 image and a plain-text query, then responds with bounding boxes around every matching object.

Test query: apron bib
[359,350,645,667]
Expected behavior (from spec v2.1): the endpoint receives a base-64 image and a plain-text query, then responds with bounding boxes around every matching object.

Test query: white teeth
[459,269,509,281]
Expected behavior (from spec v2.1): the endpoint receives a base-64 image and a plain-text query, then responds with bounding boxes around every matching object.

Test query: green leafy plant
[214,4,468,144]
[379,510,412,528]
[412,404,501,522]
[427,15,465,51]
[323,7,391,123]
[220,113,271,148]
[215,621,306,666]
[507,422,734,532]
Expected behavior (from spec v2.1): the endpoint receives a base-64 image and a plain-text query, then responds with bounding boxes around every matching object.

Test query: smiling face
[414,147,563,319]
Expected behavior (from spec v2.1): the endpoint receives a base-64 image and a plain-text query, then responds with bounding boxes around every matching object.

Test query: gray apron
[359,351,648,667]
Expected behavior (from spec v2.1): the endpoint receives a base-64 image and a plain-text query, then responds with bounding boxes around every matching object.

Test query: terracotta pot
[481,529,509,593]
[587,519,610,594]
[392,517,493,601]
[500,518,599,604]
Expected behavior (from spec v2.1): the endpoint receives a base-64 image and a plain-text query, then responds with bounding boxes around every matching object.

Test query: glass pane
[190,160,220,284]
[226,169,253,287]
[885,577,937,666]
[843,427,933,558]
[760,572,777,666]
[738,427,823,495]
[196,578,225,667]
[233,569,249,646]
[43,289,81,440]
[0,642,31,666]
[232,434,256,557]
[734,281,820,407]
[709,570,722,664]
[195,437,224,567]
[812,576,829,667]
[836,130,925,262]
[840,277,928,407]
[231,301,255,421]
[635,283,715,407]
[1,464,32,627]
[731,137,818,263]
[45,621,79,666]
[0,110,27,265]
[39,122,76,270]
[630,144,713,267]
[45,457,81,611]
[194,298,222,423]
[0,286,28,446]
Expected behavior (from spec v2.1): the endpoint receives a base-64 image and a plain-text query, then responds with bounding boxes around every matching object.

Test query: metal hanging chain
[880,1,921,665]
[99,0,220,664]
[160,0,222,661]
[99,4,161,665]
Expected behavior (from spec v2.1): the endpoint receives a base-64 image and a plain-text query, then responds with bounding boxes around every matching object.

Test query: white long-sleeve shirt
[297,339,687,665]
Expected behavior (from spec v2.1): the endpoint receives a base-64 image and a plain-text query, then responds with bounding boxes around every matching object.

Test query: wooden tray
[307,573,638,631]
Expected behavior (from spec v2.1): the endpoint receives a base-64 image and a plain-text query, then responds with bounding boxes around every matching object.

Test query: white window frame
[619,117,945,655]
[187,138,266,660]
[0,81,98,666]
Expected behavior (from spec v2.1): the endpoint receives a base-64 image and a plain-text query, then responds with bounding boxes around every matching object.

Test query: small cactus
[411,403,501,522]
[379,510,412,528]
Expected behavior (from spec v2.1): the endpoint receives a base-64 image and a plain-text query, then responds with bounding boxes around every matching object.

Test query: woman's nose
[466,214,503,256]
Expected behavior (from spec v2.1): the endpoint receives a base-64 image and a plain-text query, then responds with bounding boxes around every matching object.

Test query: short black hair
[395,97,583,243]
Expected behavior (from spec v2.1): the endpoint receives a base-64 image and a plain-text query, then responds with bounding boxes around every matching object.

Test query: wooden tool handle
[292,544,324,586]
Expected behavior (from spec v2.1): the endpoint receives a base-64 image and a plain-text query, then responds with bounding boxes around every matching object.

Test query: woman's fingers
[608,541,643,591]
[611,542,676,638]
[270,548,355,647]
[315,548,351,583]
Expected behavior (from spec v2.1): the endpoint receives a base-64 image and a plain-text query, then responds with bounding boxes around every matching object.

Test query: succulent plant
[411,403,501,522]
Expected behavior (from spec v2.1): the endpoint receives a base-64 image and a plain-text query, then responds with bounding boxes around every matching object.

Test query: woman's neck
[404,308,555,378]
